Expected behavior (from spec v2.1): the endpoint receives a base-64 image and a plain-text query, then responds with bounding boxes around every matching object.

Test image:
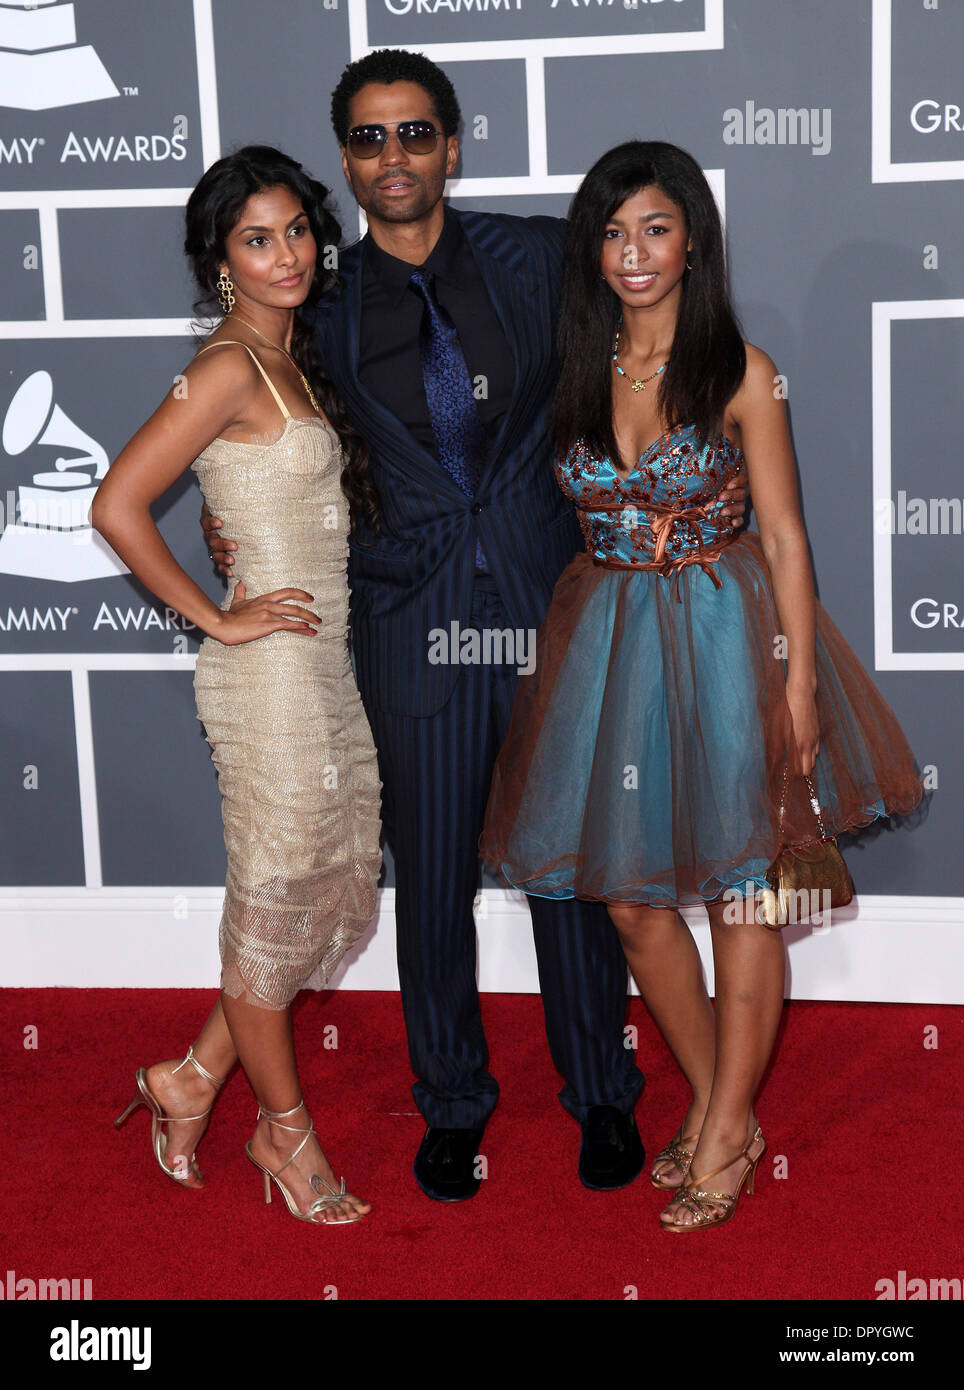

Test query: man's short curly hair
[330,48,461,145]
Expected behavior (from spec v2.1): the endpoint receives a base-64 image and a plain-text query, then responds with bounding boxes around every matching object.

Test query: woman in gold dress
[95,147,382,1225]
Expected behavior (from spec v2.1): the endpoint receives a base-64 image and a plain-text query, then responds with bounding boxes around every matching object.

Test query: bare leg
[144,996,236,1188]
[660,893,784,1227]
[607,903,717,1185]
[220,990,370,1224]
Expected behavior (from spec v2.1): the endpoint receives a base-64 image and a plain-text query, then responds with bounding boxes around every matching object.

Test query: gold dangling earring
[217,269,235,314]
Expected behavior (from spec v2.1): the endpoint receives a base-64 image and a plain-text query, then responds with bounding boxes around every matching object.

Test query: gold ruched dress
[190,344,382,1009]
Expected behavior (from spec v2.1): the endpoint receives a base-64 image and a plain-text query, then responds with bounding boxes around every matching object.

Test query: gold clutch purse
[759,770,854,929]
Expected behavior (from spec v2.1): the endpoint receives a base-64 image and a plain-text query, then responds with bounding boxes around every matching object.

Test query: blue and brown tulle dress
[478,424,923,907]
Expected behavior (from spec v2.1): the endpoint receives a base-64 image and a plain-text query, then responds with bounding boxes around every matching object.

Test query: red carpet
[2,989,961,1301]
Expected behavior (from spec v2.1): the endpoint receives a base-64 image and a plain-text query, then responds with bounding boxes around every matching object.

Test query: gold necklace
[227,311,321,414]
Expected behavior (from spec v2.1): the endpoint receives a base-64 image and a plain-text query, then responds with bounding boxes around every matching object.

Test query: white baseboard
[1,887,962,1003]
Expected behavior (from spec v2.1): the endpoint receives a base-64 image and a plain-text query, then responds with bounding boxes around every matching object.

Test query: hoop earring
[685,257,694,271]
[217,271,235,313]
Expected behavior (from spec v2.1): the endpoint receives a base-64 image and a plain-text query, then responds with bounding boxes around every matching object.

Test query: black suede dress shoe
[414,1126,486,1202]
[578,1105,645,1190]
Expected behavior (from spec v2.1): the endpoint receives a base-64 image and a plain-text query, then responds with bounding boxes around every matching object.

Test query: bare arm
[730,343,819,774]
[92,348,319,643]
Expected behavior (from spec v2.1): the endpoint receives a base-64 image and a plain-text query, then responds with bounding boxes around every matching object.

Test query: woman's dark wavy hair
[552,141,746,465]
[184,143,380,537]
[330,47,461,145]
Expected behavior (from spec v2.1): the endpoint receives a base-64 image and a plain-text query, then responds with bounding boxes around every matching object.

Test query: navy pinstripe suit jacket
[311,206,585,718]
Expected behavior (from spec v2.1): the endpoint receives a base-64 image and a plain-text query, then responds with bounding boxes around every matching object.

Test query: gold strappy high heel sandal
[660,1125,766,1233]
[114,1044,225,1186]
[245,1100,367,1225]
[650,1128,701,1190]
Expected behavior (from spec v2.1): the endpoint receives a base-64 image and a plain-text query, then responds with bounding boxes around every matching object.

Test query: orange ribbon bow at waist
[578,497,735,600]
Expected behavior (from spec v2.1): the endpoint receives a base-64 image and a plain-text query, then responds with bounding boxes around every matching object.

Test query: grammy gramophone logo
[0,370,128,582]
[0,0,119,112]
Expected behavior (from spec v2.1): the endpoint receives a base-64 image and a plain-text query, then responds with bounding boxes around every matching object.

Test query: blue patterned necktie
[409,268,489,572]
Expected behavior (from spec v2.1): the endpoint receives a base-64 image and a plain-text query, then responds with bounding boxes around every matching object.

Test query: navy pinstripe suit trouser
[362,579,646,1130]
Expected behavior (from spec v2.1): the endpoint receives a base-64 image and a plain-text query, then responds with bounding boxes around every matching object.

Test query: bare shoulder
[741,341,779,396]
[181,335,260,401]
[168,336,261,433]
[728,341,783,425]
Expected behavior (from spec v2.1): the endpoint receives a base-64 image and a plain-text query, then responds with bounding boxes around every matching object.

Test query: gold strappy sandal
[660,1125,766,1233]
[245,1100,367,1225]
[650,1128,701,1190]
[114,1044,225,1186]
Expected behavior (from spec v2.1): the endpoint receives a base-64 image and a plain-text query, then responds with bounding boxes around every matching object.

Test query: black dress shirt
[357,204,515,465]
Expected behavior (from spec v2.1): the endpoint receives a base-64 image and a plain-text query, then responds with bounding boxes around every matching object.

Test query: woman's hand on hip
[213,582,321,645]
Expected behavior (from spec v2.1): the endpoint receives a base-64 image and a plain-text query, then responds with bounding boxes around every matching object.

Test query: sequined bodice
[554,423,744,571]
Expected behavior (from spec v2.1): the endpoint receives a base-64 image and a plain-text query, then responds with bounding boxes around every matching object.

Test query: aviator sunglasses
[346,120,441,158]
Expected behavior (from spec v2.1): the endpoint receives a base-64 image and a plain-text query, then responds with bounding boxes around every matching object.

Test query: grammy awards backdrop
[0,1,961,1000]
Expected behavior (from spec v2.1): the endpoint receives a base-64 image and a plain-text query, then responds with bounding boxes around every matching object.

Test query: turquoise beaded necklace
[611,317,668,393]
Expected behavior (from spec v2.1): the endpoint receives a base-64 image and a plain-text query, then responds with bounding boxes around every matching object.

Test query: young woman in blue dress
[480,142,922,1232]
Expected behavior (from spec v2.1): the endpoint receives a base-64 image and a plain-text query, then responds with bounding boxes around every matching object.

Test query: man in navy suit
[206,48,747,1201]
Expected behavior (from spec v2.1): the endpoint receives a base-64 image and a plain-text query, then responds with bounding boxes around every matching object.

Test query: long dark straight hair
[552,141,746,465]
[184,144,380,536]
